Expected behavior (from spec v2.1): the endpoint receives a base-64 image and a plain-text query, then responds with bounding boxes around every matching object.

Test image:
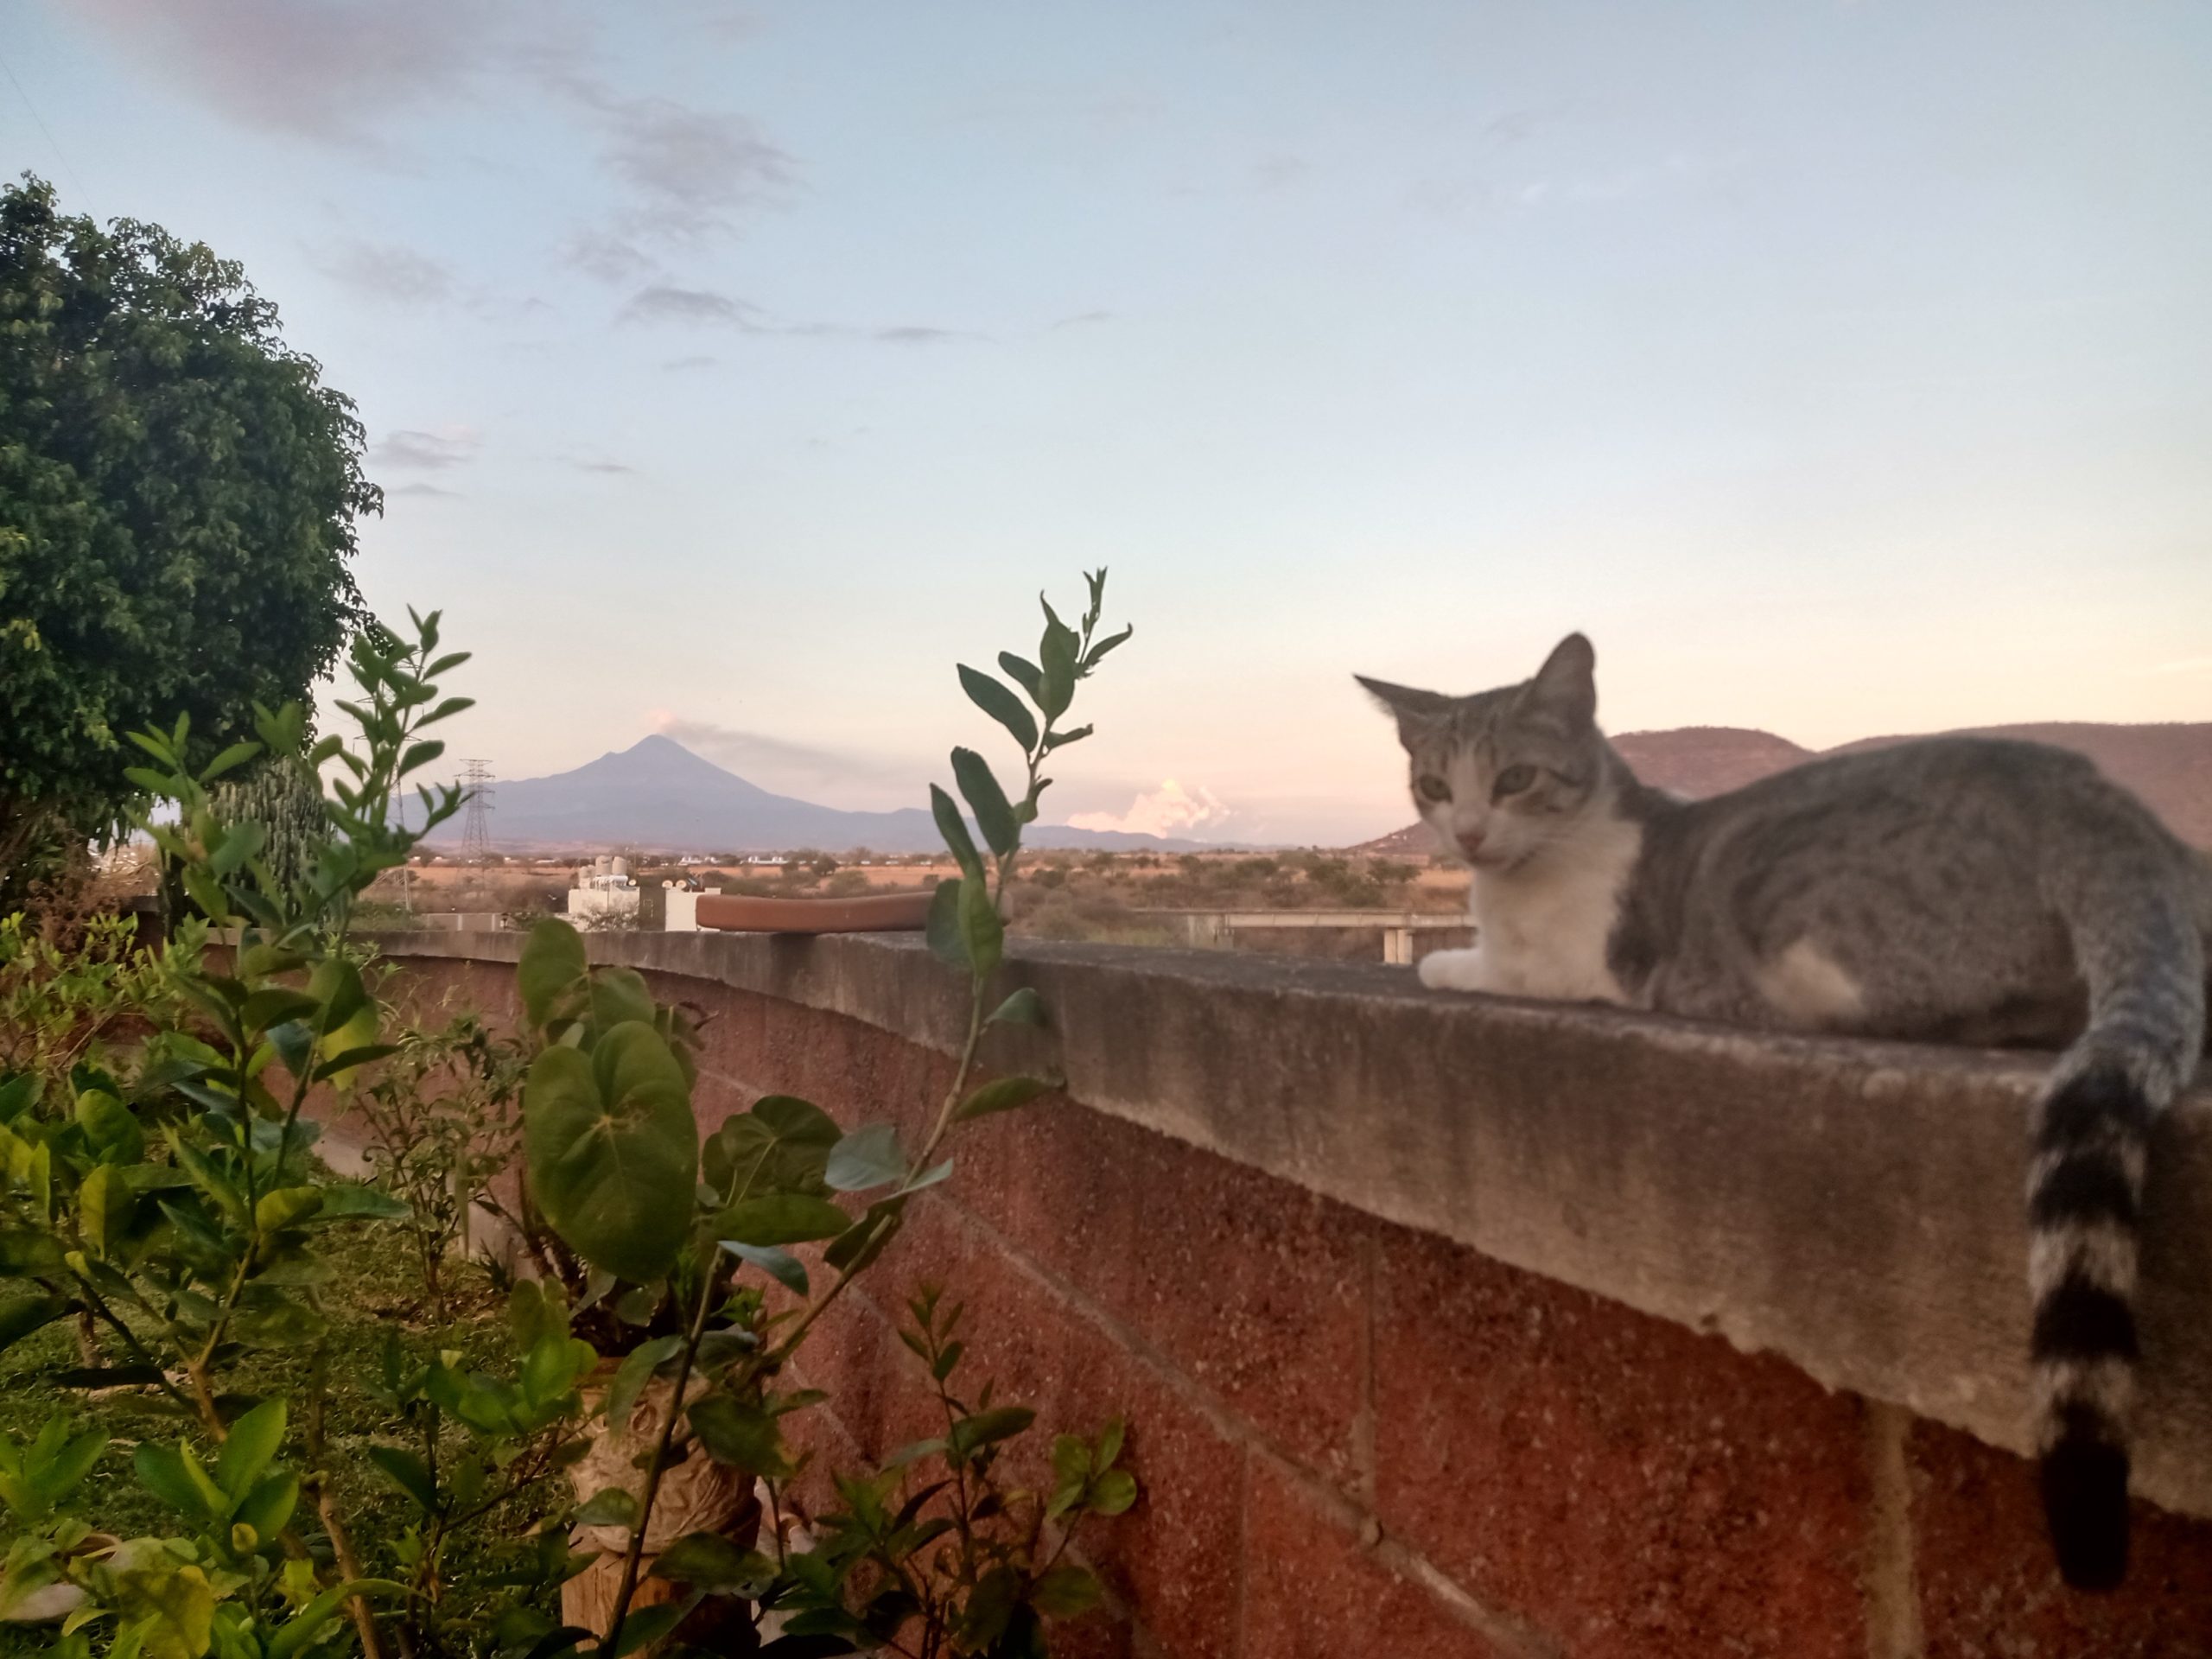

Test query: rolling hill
[1357,721,2212,853]
[447,735,1215,854]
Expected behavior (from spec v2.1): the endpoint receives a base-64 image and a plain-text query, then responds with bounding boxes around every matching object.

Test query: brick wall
[361,940,2212,1659]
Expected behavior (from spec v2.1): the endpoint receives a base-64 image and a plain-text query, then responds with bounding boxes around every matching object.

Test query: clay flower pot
[696,890,934,933]
[565,1363,760,1650]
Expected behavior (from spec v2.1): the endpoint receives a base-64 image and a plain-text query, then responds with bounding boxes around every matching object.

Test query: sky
[5,1,2209,846]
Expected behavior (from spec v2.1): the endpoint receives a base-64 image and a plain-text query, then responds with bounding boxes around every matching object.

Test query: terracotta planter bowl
[696,891,934,933]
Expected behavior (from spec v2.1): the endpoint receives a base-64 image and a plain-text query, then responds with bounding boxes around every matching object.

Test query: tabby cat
[1359,633,2211,1590]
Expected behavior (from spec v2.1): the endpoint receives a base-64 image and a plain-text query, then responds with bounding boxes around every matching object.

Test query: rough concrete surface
[370,928,2212,1522]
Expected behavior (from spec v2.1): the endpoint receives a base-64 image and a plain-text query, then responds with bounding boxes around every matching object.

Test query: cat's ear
[1520,633,1597,728]
[1356,676,1450,718]
[1355,675,1451,747]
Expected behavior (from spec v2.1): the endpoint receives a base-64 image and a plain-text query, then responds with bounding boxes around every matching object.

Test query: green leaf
[931,785,983,882]
[232,1299,327,1349]
[523,1022,699,1285]
[77,1164,125,1259]
[238,988,319,1033]
[308,1183,410,1222]
[75,1089,143,1163]
[687,1395,793,1477]
[1088,1468,1138,1515]
[717,1194,852,1246]
[215,1398,285,1498]
[722,1241,809,1296]
[986,987,1046,1027]
[823,1123,904,1193]
[233,1469,299,1545]
[199,741,263,783]
[589,967,657,1034]
[822,1196,906,1274]
[958,873,1003,979]
[399,738,446,777]
[265,1581,408,1659]
[574,1486,638,1529]
[1038,611,1080,721]
[365,1446,438,1514]
[134,1441,218,1520]
[611,1604,686,1657]
[0,1230,62,1275]
[955,1076,1052,1122]
[1082,624,1133,671]
[925,879,969,969]
[1051,1433,1090,1489]
[519,919,589,1031]
[603,1333,683,1430]
[998,652,1045,703]
[703,1096,838,1196]
[312,1042,401,1083]
[40,1427,108,1510]
[957,664,1039,753]
[1031,1564,1103,1618]
[951,747,1020,859]
[253,1186,322,1232]
[651,1532,776,1594]
[948,1405,1035,1462]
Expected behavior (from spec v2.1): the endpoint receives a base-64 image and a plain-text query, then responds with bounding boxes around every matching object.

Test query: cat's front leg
[1417,947,1506,993]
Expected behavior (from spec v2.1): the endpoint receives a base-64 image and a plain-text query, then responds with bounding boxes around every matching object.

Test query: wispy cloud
[539,66,795,277]
[391,481,463,499]
[563,227,660,286]
[2145,655,2212,676]
[646,713,912,792]
[1052,309,1115,330]
[565,456,635,474]
[372,427,481,470]
[871,324,981,346]
[1249,155,1310,192]
[74,0,792,276]
[661,354,720,372]
[72,0,515,149]
[621,285,763,327]
[620,286,978,344]
[1067,780,1233,839]
[308,238,456,305]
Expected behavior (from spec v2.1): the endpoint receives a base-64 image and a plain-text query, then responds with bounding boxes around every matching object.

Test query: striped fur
[1365,636,2212,1590]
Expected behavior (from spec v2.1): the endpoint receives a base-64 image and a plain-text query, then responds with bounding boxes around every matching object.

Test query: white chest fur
[1418,812,1641,1003]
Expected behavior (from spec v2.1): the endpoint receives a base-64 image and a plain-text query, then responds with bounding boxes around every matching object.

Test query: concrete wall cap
[365,927,2212,1520]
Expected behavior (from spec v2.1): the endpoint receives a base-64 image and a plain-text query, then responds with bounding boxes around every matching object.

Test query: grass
[0,1214,563,1653]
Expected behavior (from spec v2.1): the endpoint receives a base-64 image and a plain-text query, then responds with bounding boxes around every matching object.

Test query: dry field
[375,848,1471,958]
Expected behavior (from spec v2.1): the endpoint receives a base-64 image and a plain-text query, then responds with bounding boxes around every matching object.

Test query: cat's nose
[1456,830,1486,855]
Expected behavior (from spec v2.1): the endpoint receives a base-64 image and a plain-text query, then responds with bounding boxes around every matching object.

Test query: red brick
[1911,1421,2212,1657]
[950,1095,1370,1483]
[1243,1456,1506,1659]
[672,985,948,1145]
[838,1199,1247,1659]
[1371,1224,1869,1659]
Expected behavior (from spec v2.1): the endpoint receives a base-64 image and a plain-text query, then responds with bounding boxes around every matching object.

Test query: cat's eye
[1416,775,1451,803]
[1492,764,1537,798]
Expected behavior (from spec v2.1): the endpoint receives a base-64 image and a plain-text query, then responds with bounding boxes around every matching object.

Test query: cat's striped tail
[2033,857,2207,1590]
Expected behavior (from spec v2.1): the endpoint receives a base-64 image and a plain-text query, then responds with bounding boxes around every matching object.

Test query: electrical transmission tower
[459,760,496,861]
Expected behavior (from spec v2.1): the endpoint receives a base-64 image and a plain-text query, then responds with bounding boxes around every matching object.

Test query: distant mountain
[446,735,1217,854]
[1354,721,2212,853]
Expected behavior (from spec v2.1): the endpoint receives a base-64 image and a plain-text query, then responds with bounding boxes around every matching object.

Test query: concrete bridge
[1135,906,1469,964]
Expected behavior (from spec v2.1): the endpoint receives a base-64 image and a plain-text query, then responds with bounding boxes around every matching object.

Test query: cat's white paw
[1417,948,1489,992]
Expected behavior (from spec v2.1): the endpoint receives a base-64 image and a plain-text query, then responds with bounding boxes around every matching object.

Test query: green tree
[0,175,377,899]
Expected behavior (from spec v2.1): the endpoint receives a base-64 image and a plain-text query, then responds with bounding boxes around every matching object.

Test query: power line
[459,760,496,860]
[0,47,97,218]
